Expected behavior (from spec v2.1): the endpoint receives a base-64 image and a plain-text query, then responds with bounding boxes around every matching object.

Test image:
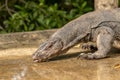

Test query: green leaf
[81,1,87,8]
[14,5,24,10]
[29,24,35,31]
[24,24,28,31]
[33,12,38,19]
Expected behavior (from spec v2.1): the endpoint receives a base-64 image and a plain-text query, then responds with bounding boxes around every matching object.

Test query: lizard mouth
[33,58,48,62]
[32,54,49,62]
[33,59,39,62]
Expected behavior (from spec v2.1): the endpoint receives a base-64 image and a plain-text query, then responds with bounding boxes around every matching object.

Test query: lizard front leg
[79,26,114,59]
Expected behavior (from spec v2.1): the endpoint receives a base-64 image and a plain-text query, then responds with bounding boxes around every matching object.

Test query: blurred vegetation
[0,0,94,33]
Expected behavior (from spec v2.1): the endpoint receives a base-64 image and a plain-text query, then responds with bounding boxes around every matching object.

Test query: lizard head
[32,50,50,62]
[32,39,63,62]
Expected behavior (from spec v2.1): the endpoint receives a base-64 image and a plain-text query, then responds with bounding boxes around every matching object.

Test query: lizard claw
[77,53,94,59]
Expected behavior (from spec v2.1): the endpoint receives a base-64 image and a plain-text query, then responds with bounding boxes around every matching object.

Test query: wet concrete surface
[0,47,120,80]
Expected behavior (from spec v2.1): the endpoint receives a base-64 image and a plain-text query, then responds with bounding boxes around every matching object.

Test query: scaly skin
[32,8,120,62]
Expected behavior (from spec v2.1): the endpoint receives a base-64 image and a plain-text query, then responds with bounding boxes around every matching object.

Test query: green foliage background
[0,0,94,33]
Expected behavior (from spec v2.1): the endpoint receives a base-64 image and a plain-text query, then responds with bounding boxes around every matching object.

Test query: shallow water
[0,48,120,80]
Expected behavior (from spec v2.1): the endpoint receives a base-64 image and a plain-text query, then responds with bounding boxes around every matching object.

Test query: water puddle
[0,48,120,80]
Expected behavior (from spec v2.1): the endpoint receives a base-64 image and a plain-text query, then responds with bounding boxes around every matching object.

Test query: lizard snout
[32,54,40,62]
[32,52,48,62]
[32,55,45,62]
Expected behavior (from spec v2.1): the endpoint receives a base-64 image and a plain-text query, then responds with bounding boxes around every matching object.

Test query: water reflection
[11,66,27,80]
[0,53,120,80]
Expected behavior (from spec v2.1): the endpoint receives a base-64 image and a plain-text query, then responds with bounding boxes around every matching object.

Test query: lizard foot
[77,52,107,59]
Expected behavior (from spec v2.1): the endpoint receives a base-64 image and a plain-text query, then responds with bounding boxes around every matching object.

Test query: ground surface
[0,47,120,80]
[0,30,120,80]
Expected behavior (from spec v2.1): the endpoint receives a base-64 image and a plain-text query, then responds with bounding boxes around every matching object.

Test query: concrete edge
[0,29,57,49]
